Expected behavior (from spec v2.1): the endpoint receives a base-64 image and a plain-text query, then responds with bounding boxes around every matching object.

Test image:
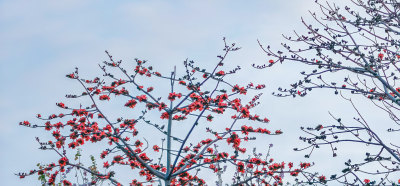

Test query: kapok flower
[237,162,245,173]
[153,145,160,152]
[378,53,384,60]
[63,180,72,186]
[58,157,68,167]
[125,99,137,108]
[136,95,147,102]
[215,71,225,76]
[103,161,110,168]
[160,112,169,119]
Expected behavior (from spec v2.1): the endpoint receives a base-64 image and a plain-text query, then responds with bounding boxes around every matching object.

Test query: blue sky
[1,0,391,185]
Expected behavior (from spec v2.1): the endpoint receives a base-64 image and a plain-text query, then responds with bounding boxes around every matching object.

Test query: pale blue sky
[1,0,389,185]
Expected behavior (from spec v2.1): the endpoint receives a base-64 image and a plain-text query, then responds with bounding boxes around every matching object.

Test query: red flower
[240,107,250,118]
[136,95,147,102]
[300,162,311,169]
[54,122,63,129]
[269,59,274,64]
[378,53,384,60]
[215,71,225,76]
[100,151,108,159]
[237,162,245,173]
[168,92,182,101]
[72,109,88,116]
[52,130,61,139]
[364,179,370,184]
[20,121,31,126]
[58,157,68,167]
[206,114,213,122]
[57,102,65,108]
[103,161,110,168]
[290,169,300,176]
[255,84,265,89]
[62,180,72,186]
[179,80,186,85]
[66,73,75,78]
[125,99,137,108]
[56,140,63,149]
[134,140,143,148]
[172,115,187,121]
[76,138,84,145]
[160,112,169,119]
[113,155,123,162]
[139,153,150,161]
[153,145,160,152]
[102,86,114,91]
[232,85,247,95]
[319,175,326,183]
[209,164,216,169]
[158,102,167,111]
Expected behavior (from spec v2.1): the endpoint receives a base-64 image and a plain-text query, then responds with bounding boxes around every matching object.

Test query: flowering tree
[17,39,314,185]
[256,0,400,185]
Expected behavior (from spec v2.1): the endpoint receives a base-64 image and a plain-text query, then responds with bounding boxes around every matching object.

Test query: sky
[0,0,394,185]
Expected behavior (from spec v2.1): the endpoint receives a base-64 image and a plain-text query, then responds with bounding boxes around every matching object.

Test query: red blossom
[102,161,110,169]
[57,102,65,108]
[232,85,247,95]
[378,53,384,60]
[160,112,169,119]
[136,95,147,102]
[99,95,110,100]
[58,157,68,167]
[66,73,75,78]
[240,107,250,118]
[206,114,213,122]
[153,145,160,152]
[319,175,326,183]
[179,80,186,85]
[20,121,31,126]
[215,71,225,76]
[168,92,182,101]
[237,162,245,173]
[125,99,137,108]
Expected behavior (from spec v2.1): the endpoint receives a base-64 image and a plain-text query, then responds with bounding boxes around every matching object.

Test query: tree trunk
[164,179,171,186]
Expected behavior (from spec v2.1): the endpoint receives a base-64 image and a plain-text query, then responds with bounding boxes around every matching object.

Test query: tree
[17,39,314,186]
[256,0,400,185]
